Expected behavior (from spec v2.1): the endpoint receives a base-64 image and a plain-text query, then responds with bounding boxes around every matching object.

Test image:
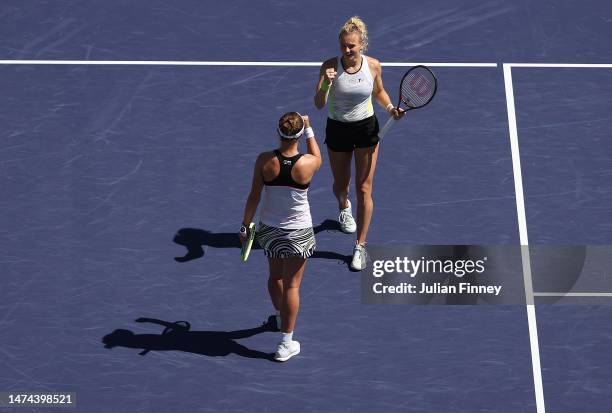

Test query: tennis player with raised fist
[314,16,404,271]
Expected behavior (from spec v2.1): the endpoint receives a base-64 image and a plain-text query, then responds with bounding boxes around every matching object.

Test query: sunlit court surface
[1,1,612,412]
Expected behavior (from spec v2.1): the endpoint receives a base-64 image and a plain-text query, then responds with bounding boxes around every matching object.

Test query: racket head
[397,65,437,110]
[240,222,256,262]
[162,321,191,335]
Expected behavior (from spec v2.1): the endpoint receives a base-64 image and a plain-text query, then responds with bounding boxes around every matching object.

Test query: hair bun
[339,16,368,51]
[278,112,305,139]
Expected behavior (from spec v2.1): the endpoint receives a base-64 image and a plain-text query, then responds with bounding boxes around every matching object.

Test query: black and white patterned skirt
[256,222,316,259]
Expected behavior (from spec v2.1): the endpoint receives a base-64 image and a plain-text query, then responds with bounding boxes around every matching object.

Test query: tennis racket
[240,222,256,262]
[138,320,191,355]
[378,65,437,139]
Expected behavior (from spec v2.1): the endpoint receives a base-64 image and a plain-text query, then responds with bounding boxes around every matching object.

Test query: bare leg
[267,257,283,311]
[280,257,307,333]
[354,144,379,245]
[327,148,353,209]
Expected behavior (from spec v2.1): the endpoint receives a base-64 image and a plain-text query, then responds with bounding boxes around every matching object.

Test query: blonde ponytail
[339,16,368,51]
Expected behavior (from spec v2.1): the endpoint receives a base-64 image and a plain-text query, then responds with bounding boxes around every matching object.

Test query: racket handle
[378,116,398,139]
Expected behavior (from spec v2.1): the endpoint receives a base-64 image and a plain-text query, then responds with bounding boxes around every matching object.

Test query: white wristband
[385,103,394,113]
[305,127,314,139]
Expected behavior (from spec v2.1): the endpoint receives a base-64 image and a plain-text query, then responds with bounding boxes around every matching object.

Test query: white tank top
[259,151,313,230]
[328,55,375,122]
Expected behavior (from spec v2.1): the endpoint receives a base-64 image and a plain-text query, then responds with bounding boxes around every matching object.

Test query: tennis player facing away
[240,113,321,362]
[314,16,404,271]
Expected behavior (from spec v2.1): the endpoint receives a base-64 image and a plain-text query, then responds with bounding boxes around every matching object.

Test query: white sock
[281,331,293,343]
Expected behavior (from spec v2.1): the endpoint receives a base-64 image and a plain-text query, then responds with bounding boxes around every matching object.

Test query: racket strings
[401,70,436,108]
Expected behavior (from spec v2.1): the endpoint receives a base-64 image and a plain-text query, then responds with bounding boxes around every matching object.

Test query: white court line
[0,60,497,67]
[503,64,546,413]
[383,62,496,67]
[534,292,612,297]
[4,60,612,68]
[508,63,612,68]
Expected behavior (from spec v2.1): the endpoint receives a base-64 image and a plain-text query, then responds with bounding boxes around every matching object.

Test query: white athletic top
[259,151,313,230]
[260,186,312,229]
[328,55,375,122]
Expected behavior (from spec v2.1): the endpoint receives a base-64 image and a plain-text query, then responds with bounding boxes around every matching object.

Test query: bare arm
[372,59,405,120]
[241,154,265,229]
[314,59,337,109]
[302,115,322,171]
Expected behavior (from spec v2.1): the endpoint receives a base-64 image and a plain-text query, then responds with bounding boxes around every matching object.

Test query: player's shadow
[102,317,278,361]
[173,219,350,264]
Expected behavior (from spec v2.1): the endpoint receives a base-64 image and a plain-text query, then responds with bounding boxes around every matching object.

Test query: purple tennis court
[1,1,612,412]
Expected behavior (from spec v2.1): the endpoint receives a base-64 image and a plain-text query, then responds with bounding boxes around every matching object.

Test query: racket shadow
[173,219,350,265]
[102,317,277,361]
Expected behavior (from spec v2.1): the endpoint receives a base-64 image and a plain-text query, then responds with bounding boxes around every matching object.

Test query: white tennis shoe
[350,242,368,271]
[274,340,300,362]
[339,200,357,234]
